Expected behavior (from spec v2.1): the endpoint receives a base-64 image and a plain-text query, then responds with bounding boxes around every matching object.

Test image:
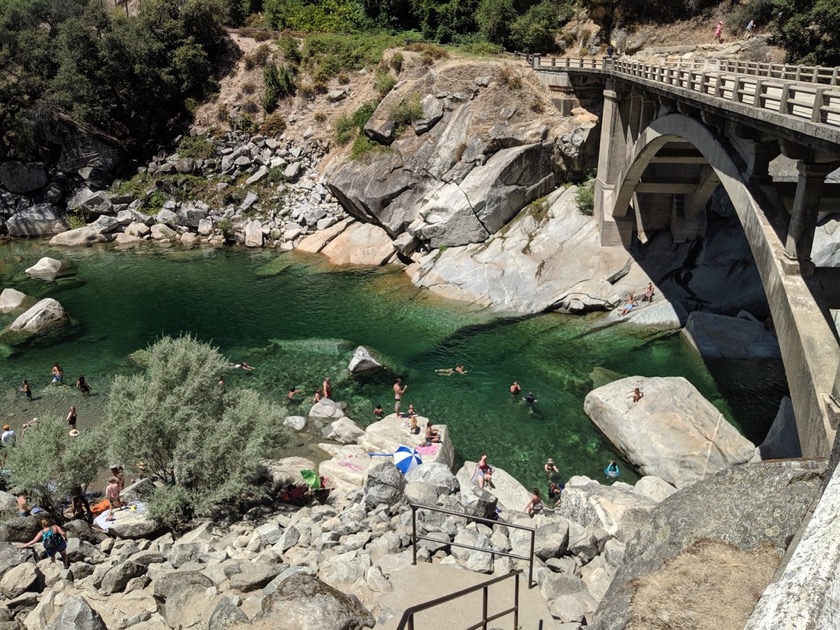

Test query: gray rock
[150,223,177,240]
[284,162,302,181]
[631,476,677,503]
[152,569,215,601]
[0,517,41,544]
[0,162,48,194]
[244,220,263,247]
[8,298,70,335]
[44,596,106,630]
[452,529,493,572]
[590,460,826,630]
[405,462,459,496]
[309,398,345,422]
[125,221,151,238]
[240,192,258,210]
[89,215,121,234]
[259,572,375,630]
[49,227,109,247]
[24,257,64,281]
[534,520,570,560]
[106,511,162,539]
[284,416,307,431]
[174,158,195,174]
[229,562,282,592]
[404,481,438,506]
[756,396,801,460]
[412,95,444,134]
[0,288,27,313]
[0,543,31,581]
[327,88,348,102]
[100,561,146,594]
[583,376,756,488]
[328,417,365,444]
[246,166,268,185]
[0,562,40,598]
[364,461,406,509]
[682,311,781,360]
[198,218,214,236]
[155,209,178,226]
[208,596,248,630]
[168,542,208,568]
[7,204,69,237]
[67,188,111,214]
[347,346,382,375]
[456,462,530,512]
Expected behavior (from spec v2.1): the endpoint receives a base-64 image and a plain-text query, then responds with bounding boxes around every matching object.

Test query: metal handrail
[409,503,536,588]
[395,569,523,630]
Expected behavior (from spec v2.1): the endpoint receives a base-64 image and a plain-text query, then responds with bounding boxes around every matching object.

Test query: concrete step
[376,562,560,630]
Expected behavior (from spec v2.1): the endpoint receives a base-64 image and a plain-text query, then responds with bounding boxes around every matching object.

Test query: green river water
[0,243,787,491]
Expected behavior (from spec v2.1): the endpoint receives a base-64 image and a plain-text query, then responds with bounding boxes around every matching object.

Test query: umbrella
[300,469,321,490]
[393,445,422,475]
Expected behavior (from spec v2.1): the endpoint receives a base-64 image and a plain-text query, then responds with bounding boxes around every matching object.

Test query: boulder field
[0,387,809,630]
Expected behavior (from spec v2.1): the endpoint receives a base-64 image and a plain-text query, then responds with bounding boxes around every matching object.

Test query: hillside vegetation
[0,0,836,164]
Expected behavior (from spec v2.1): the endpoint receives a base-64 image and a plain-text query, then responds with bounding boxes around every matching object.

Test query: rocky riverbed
[0,388,824,630]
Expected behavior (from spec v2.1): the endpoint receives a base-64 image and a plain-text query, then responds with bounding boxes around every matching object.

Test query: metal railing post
[514,573,520,630]
[529,528,535,588]
[482,586,488,630]
[412,504,417,565]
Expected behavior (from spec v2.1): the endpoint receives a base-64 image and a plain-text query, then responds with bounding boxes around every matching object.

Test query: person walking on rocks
[17,519,69,569]
[714,20,724,42]
[393,378,407,415]
[524,488,543,517]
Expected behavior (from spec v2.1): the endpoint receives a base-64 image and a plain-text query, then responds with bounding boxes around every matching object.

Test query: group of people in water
[17,363,91,404]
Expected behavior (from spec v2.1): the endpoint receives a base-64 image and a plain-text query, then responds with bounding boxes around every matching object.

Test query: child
[20,380,32,402]
[105,476,123,522]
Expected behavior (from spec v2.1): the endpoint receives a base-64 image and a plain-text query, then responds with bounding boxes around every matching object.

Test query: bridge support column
[784,162,834,275]
[595,86,632,246]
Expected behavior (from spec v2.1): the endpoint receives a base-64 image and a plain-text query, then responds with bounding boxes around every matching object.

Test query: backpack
[42,527,64,553]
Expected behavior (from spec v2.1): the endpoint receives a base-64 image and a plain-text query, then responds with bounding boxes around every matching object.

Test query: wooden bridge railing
[533,56,840,130]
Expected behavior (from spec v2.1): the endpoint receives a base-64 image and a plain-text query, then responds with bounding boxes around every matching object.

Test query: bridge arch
[611,113,838,457]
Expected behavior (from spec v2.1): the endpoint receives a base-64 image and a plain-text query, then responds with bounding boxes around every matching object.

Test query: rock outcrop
[327,60,598,249]
[682,311,781,360]
[590,460,826,630]
[583,376,756,488]
[8,298,71,337]
[6,204,69,237]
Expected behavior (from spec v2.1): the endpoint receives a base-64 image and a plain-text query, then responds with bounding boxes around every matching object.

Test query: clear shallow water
[0,243,787,491]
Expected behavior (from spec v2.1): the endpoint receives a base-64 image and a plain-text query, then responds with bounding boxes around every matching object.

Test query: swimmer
[374,404,384,419]
[510,381,522,396]
[75,375,91,397]
[230,362,255,370]
[287,387,301,401]
[605,460,621,479]
[436,364,467,376]
[524,391,537,407]
[19,380,32,402]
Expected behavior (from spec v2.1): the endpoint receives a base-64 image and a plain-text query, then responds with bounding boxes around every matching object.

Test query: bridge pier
[595,86,634,246]
[783,161,837,275]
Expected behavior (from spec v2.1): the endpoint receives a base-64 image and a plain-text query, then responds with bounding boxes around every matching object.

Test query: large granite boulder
[0,162,48,194]
[755,396,801,460]
[682,311,781,360]
[49,227,109,247]
[262,456,318,495]
[8,298,71,335]
[405,462,459,496]
[0,562,41,598]
[364,460,406,508]
[0,517,41,543]
[105,511,162,539]
[44,596,107,630]
[583,376,755,488]
[410,187,649,315]
[347,346,382,375]
[0,288,28,313]
[320,222,394,266]
[257,572,375,630]
[554,475,658,542]
[456,461,530,513]
[7,204,69,237]
[590,460,826,630]
[0,543,31,581]
[24,257,64,281]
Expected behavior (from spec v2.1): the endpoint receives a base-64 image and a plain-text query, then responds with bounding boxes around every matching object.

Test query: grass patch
[576,179,595,216]
[334,100,379,145]
[302,33,401,78]
[350,134,389,161]
[498,66,522,90]
[457,41,504,56]
[390,92,423,128]
[261,111,287,136]
[177,134,216,160]
[375,69,397,98]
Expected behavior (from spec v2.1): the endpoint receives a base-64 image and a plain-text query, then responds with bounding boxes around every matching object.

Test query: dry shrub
[314,111,327,123]
[405,42,449,65]
[337,73,349,84]
[242,101,259,115]
[498,66,522,90]
[530,98,544,113]
[254,44,271,67]
[454,141,468,162]
[261,111,287,137]
[242,82,257,95]
[628,540,780,630]
[216,103,230,123]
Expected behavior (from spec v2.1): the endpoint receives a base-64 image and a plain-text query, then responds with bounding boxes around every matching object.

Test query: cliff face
[326,58,599,250]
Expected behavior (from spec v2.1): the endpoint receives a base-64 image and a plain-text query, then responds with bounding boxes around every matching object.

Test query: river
[0,243,787,491]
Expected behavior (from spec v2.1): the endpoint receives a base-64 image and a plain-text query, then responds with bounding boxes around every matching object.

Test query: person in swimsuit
[642,282,655,302]
[51,363,64,384]
[287,387,301,402]
[105,476,123,522]
[66,406,77,430]
[629,387,643,403]
[510,381,522,396]
[322,377,332,400]
[75,376,91,397]
[16,494,30,517]
[20,380,32,402]
[393,378,407,415]
[437,364,467,376]
[474,452,495,490]
[313,389,321,403]
[374,404,384,419]
[424,420,441,445]
[619,294,637,316]
[524,488,543,517]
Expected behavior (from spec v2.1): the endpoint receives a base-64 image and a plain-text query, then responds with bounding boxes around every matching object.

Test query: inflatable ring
[604,466,620,479]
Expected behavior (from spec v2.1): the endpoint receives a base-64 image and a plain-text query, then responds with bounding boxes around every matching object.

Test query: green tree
[774,0,840,66]
[5,418,106,519]
[102,335,290,523]
[509,0,570,53]
[476,0,517,48]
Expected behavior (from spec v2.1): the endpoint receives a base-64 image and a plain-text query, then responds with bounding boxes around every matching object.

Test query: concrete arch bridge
[534,55,840,461]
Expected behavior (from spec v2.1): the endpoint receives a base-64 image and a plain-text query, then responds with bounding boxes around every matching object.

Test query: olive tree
[103,335,290,523]
[5,418,105,519]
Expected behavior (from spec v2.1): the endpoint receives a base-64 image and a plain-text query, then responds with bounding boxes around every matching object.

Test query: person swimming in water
[436,364,467,376]
[510,381,522,396]
[51,363,64,385]
[605,460,621,479]
[75,376,91,397]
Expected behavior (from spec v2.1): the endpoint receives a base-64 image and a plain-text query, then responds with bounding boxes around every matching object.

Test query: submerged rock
[583,376,755,488]
[347,346,382,375]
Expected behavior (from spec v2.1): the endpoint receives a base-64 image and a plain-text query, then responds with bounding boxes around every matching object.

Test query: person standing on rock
[104,476,123,522]
[17,519,69,569]
[393,378,407,415]
[629,387,644,403]
[322,377,332,400]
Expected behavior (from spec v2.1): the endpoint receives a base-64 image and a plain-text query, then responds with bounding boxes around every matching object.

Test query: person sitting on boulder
[424,420,441,445]
[619,294,638,316]
[642,282,655,302]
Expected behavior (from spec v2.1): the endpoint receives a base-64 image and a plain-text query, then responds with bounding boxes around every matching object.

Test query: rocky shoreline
[0,371,816,630]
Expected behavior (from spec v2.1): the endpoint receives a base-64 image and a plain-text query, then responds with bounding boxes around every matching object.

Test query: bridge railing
[533,56,840,129]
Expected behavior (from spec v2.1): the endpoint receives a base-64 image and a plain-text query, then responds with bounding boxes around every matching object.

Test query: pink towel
[339,461,364,471]
[416,444,439,456]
